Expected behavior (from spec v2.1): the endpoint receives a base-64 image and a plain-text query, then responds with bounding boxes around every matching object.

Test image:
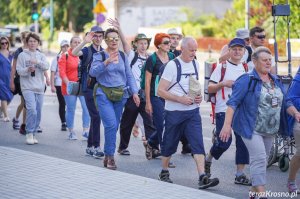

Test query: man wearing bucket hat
[72,25,105,159]
[118,33,157,156]
[107,18,157,156]
[167,28,183,57]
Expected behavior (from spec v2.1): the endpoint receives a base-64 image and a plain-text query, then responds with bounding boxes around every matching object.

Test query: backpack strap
[84,45,93,70]
[119,50,126,63]
[242,62,249,72]
[220,62,227,100]
[130,52,139,68]
[245,46,252,63]
[192,59,198,80]
[167,58,188,95]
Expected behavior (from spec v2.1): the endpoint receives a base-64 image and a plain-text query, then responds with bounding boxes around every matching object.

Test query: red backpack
[209,61,248,124]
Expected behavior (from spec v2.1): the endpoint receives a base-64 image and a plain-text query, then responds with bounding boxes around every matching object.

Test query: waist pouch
[98,84,124,102]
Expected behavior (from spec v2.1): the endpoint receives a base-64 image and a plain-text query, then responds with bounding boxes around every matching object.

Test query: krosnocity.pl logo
[249,191,298,198]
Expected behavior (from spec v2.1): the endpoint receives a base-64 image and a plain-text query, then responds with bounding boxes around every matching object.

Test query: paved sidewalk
[0,146,233,199]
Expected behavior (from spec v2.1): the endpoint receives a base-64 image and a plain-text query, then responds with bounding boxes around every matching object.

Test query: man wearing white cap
[167,28,192,155]
[167,28,183,57]
[219,28,250,63]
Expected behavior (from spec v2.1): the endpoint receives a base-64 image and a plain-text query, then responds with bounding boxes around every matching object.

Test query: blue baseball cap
[90,26,104,33]
[229,38,246,48]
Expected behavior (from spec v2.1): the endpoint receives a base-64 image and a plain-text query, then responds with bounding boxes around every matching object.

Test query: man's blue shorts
[161,108,205,157]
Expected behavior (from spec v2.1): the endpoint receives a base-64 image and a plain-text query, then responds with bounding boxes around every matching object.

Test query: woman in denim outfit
[219,47,292,199]
[286,68,300,194]
[89,28,140,170]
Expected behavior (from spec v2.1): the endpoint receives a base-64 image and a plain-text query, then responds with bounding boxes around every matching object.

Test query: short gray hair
[252,46,271,60]
[181,36,196,49]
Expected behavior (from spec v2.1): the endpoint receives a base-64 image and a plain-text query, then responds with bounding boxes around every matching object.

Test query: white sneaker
[26,133,34,145]
[33,136,38,144]
[82,132,89,141]
[68,132,77,140]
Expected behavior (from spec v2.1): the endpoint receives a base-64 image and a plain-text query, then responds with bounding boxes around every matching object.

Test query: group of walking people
[1,20,299,198]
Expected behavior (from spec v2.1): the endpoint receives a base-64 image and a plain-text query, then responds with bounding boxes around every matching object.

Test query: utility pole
[50,0,54,40]
[94,0,97,25]
[245,0,250,29]
[33,0,39,33]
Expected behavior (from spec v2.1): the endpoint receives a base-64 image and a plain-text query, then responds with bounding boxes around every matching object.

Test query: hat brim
[168,33,183,40]
[229,44,245,48]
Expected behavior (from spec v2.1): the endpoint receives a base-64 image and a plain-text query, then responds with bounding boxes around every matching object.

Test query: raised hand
[84,32,95,43]
[107,18,120,30]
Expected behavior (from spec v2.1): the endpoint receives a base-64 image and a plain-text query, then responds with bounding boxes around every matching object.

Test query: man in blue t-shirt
[72,26,105,158]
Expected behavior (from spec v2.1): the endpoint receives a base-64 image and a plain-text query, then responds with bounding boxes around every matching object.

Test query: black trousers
[55,86,66,123]
[118,97,156,150]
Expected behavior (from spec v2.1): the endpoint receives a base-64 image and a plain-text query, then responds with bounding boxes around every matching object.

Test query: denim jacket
[227,69,292,139]
[286,67,300,135]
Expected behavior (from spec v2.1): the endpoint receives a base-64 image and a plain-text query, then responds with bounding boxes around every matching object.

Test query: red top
[58,49,80,95]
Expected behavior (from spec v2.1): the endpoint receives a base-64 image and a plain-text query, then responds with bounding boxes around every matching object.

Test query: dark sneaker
[198,174,219,189]
[19,124,26,135]
[168,162,176,168]
[13,118,20,130]
[152,149,161,158]
[37,126,43,133]
[86,147,94,156]
[235,174,251,186]
[205,161,212,178]
[158,170,173,183]
[93,147,104,159]
[143,141,153,160]
[61,123,67,131]
[181,145,192,154]
[118,149,130,155]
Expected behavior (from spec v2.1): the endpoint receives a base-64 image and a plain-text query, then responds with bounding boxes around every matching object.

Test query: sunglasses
[255,35,266,39]
[162,41,170,45]
[1,42,8,45]
[106,37,119,42]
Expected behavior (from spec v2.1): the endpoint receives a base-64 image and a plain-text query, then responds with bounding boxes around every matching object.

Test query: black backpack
[164,58,198,95]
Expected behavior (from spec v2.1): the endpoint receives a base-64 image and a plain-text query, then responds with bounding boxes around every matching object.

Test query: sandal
[235,174,252,186]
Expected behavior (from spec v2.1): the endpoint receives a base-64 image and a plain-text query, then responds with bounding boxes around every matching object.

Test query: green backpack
[140,52,175,92]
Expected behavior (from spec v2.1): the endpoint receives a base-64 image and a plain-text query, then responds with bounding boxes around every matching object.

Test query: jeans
[148,96,165,149]
[96,88,127,156]
[83,89,101,148]
[22,91,44,134]
[210,112,249,164]
[64,95,90,130]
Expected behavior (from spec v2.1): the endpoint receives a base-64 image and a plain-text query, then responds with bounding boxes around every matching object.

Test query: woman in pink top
[58,36,90,140]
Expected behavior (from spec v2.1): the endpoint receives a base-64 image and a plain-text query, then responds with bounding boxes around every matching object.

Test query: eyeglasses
[1,42,8,45]
[162,41,170,45]
[106,37,119,42]
[255,35,266,39]
[93,35,103,39]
